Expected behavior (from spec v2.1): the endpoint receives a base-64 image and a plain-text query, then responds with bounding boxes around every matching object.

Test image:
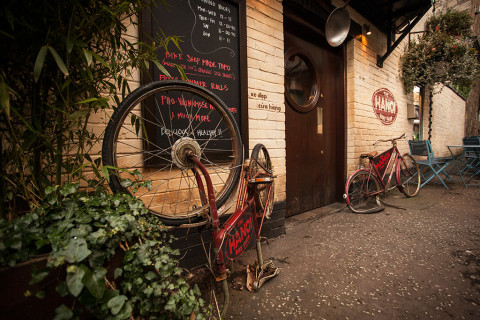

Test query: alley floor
[224,183,480,319]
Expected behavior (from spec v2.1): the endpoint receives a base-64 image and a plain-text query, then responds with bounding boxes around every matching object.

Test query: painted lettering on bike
[224,213,254,260]
[372,88,398,125]
[373,148,393,178]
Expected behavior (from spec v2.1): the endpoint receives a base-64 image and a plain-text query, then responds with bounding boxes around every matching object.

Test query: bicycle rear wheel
[102,80,242,226]
[396,153,420,197]
[249,144,275,218]
[344,170,384,214]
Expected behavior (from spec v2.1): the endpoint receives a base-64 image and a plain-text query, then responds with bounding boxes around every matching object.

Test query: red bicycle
[102,80,277,317]
[344,133,421,213]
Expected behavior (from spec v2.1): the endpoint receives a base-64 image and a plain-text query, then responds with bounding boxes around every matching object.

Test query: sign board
[372,88,398,125]
[149,0,241,139]
[223,212,254,260]
[372,147,394,178]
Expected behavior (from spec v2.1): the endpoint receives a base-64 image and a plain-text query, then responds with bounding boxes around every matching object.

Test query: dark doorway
[284,7,345,217]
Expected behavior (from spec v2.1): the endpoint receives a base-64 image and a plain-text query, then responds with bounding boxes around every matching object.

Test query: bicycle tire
[344,169,384,214]
[249,144,275,218]
[201,277,229,319]
[102,80,242,226]
[396,153,420,197]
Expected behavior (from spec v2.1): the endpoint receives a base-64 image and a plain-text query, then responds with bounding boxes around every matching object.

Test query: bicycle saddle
[360,151,378,159]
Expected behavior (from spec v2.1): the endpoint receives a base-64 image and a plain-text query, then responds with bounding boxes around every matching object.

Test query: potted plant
[0,182,208,319]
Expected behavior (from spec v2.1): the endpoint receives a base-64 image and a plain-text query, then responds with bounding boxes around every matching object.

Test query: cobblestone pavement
[225,183,480,319]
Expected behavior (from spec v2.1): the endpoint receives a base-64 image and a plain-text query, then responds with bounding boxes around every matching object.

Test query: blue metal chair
[461,136,480,184]
[408,140,454,190]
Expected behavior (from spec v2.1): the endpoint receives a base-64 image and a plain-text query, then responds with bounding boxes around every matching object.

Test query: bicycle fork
[189,154,228,280]
[189,153,230,317]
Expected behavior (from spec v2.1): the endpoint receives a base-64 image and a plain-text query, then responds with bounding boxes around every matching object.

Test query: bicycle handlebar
[373,133,407,145]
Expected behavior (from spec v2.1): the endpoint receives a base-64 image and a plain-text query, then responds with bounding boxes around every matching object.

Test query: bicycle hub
[171,137,202,169]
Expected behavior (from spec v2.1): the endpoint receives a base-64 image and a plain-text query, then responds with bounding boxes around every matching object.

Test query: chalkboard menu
[148,0,242,130]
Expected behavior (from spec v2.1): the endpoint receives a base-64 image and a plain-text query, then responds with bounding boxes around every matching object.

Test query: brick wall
[246,0,286,205]
[428,85,466,157]
[85,15,141,177]
[245,0,286,239]
[345,33,413,173]
[435,0,471,12]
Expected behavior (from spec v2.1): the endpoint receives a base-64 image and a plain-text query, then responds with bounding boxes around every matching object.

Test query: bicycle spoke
[114,140,173,164]
[116,118,172,154]
[346,170,383,213]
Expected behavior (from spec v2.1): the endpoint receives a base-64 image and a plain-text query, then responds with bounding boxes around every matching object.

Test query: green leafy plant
[400,9,480,140]
[0,183,207,319]
[0,0,181,218]
[400,9,480,94]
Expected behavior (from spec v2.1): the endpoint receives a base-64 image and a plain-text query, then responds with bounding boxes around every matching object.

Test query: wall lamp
[363,24,372,36]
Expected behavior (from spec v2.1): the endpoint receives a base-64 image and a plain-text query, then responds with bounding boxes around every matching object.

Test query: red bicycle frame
[345,133,420,214]
[370,146,401,192]
[189,155,274,281]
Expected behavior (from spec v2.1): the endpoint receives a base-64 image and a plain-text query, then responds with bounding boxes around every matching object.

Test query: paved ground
[224,182,480,319]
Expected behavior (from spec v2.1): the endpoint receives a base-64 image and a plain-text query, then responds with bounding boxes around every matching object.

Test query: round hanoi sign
[372,88,398,125]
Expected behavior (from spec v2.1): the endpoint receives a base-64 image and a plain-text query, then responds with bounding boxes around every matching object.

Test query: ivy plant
[0,183,207,319]
[400,9,480,140]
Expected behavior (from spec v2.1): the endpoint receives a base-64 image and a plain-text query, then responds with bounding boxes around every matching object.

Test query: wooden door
[285,17,345,217]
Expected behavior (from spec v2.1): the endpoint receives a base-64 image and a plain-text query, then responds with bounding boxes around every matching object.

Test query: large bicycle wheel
[396,153,420,197]
[344,170,384,214]
[102,80,242,226]
[249,144,275,218]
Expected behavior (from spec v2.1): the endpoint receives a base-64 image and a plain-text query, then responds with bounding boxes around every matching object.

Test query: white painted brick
[249,79,283,93]
[247,1,283,22]
[248,68,283,84]
[247,28,283,49]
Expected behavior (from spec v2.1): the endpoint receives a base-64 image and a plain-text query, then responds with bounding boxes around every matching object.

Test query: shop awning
[349,0,432,67]
[350,0,431,35]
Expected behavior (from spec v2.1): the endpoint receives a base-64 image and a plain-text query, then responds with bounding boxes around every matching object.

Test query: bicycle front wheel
[102,80,242,226]
[396,153,420,197]
[345,170,384,214]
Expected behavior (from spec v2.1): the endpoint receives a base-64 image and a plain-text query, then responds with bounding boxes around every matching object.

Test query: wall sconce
[363,24,372,36]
